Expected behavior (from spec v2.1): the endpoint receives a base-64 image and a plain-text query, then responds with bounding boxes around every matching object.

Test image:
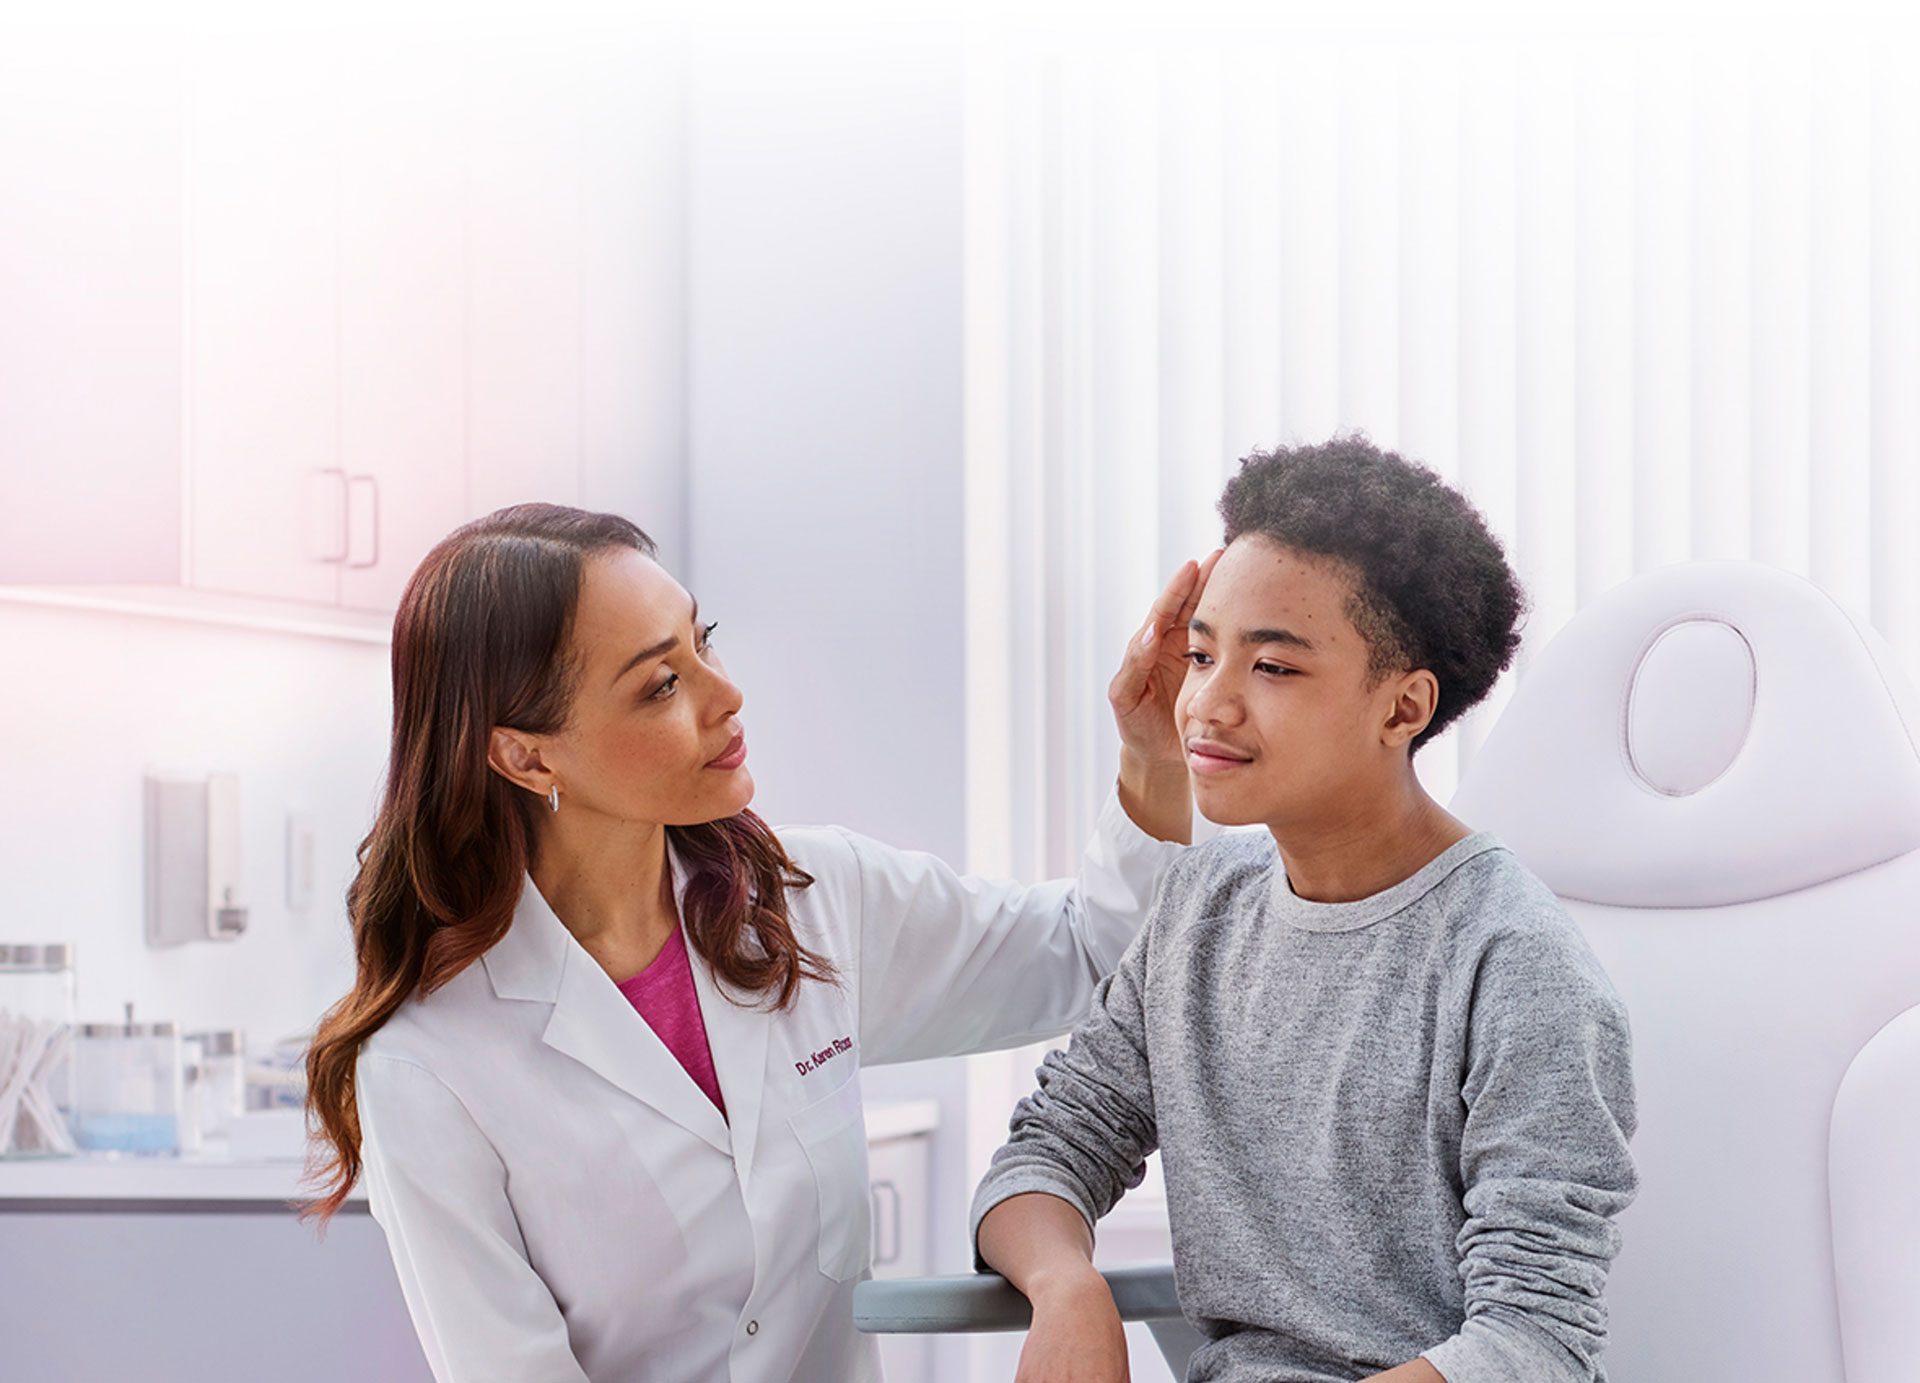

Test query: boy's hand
[1014,1269,1132,1383]
[1109,550,1223,771]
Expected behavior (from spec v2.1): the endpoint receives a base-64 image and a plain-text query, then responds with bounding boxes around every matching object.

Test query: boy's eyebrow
[1188,616,1318,652]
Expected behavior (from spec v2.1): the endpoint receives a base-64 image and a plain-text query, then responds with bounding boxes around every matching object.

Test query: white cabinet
[867,1101,938,1383]
[0,31,184,585]
[0,23,686,618]
[334,35,468,615]
[186,37,342,606]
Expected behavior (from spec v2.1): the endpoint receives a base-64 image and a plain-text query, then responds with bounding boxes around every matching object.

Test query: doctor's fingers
[1176,548,1224,628]
[1131,558,1203,655]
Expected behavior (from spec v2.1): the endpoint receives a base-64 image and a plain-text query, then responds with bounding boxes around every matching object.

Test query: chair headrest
[1450,561,1920,907]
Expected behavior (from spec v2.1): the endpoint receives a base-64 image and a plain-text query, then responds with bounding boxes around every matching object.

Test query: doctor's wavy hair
[304,504,832,1225]
[1220,435,1525,753]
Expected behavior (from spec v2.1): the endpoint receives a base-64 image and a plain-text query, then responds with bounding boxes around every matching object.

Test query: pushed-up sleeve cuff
[1423,1309,1592,1383]
[968,1167,1103,1272]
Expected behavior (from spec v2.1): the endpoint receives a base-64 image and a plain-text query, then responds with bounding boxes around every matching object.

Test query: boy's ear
[1381,669,1440,750]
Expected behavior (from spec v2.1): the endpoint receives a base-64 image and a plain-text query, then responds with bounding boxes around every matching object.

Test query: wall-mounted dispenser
[143,773,247,946]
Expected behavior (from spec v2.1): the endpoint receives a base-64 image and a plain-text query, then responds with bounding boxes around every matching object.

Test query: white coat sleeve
[357,1052,592,1383]
[844,786,1182,1065]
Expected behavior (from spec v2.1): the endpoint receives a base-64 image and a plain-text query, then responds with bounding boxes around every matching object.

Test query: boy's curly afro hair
[1218,435,1525,752]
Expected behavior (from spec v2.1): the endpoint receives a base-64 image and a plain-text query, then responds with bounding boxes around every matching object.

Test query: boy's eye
[1181,650,1213,667]
[1255,661,1294,676]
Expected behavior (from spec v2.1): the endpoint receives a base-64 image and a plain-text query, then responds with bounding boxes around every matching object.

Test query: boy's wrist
[1022,1260,1113,1314]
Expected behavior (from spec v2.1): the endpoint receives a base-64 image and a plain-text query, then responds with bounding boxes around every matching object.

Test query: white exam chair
[1450,559,1920,1383]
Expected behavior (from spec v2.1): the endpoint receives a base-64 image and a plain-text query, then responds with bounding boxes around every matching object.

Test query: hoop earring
[547,785,560,814]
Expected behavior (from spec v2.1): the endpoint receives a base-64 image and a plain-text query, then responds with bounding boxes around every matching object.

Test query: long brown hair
[304,504,832,1223]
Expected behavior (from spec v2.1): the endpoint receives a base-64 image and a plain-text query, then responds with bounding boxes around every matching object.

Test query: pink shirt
[615,927,727,1119]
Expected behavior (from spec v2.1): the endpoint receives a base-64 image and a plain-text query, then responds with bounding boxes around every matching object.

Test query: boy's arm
[968,953,1161,1248]
[970,927,1164,1383]
[1421,924,1639,1383]
[978,1193,1130,1383]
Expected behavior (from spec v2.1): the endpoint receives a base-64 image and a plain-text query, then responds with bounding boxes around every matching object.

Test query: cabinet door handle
[311,468,349,564]
[346,474,381,569]
[870,1179,902,1266]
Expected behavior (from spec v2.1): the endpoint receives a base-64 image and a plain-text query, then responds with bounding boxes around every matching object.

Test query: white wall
[0,603,385,1044]
[685,25,968,857]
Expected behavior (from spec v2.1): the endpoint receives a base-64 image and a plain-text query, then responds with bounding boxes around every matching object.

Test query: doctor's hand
[1109,550,1221,844]
[1014,1270,1132,1383]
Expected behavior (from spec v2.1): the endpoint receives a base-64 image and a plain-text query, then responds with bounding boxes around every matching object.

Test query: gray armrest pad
[853,1264,1181,1334]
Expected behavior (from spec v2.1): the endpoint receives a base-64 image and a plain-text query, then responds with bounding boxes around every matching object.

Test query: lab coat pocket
[788,1077,871,1283]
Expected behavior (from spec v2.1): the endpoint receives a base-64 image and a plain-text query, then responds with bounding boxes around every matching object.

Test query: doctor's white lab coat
[355,791,1179,1383]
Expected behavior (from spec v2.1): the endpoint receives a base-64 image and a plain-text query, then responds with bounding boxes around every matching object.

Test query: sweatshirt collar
[1269,832,1507,933]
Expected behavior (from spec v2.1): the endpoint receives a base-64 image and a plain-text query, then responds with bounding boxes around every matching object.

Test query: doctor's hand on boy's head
[1108,549,1223,770]
[1108,549,1222,845]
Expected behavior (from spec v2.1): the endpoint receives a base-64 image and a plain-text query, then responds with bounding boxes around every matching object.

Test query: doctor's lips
[1185,736,1253,774]
[705,733,748,770]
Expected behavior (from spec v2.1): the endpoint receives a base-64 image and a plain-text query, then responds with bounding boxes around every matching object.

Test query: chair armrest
[853,1264,1181,1335]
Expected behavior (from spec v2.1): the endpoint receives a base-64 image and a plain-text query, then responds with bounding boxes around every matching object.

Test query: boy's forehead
[1198,538,1358,632]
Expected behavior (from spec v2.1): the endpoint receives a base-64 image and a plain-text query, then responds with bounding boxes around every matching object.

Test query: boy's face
[1176,535,1422,832]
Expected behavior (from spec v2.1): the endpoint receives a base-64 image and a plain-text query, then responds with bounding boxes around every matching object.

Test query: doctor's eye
[646,673,679,702]
[698,621,719,655]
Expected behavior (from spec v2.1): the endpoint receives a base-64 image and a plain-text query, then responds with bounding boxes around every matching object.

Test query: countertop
[0,1097,942,1211]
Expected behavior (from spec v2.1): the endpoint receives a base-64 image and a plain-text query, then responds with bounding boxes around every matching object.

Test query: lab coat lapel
[488,875,731,1155]
[689,946,770,1196]
[669,844,771,1195]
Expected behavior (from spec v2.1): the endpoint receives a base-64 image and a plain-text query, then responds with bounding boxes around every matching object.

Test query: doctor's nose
[704,659,745,722]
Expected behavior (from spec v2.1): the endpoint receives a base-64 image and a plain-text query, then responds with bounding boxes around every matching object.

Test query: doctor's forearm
[1117,748,1193,844]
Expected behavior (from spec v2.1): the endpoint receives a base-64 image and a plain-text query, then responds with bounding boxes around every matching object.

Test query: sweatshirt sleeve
[1422,922,1639,1383]
[968,923,1160,1262]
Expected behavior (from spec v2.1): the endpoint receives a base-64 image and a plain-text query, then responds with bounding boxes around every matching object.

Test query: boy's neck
[1268,770,1472,905]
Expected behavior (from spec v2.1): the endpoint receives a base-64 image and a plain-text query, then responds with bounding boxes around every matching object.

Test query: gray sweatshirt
[971,831,1637,1383]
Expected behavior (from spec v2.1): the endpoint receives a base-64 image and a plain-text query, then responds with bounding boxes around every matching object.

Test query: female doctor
[305,504,1213,1383]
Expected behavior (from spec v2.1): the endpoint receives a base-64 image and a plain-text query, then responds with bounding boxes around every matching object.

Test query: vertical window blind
[963,26,1920,880]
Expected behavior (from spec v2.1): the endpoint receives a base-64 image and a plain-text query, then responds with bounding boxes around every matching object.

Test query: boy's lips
[1186,738,1253,774]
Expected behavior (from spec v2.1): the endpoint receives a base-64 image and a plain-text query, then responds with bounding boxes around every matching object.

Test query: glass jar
[185,1029,245,1145]
[71,1012,182,1155]
[0,943,78,1157]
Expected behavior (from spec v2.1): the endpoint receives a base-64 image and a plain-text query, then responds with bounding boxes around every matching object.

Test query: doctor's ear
[487,727,555,796]
[1380,669,1440,750]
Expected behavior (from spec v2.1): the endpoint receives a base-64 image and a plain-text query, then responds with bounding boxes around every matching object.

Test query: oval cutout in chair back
[1626,619,1756,796]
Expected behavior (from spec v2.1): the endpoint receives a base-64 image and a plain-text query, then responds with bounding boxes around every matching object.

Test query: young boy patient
[973,438,1637,1383]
